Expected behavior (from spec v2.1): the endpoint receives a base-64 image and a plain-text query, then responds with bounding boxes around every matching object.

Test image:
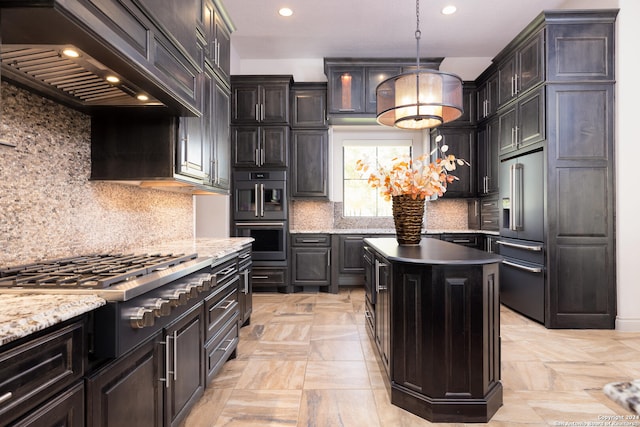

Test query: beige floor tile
[304,361,371,389]
[298,389,381,427]
[214,389,302,427]
[308,339,364,361]
[236,360,307,390]
[184,293,640,427]
[310,324,359,341]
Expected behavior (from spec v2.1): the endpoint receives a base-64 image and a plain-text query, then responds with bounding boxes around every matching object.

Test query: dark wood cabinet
[197,0,231,83]
[432,127,476,198]
[290,83,327,127]
[476,73,498,121]
[497,86,545,157]
[290,234,331,289]
[86,336,163,427]
[232,126,289,168]
[290,130,329,198]
[480,195,499,231]
[210,73,231,189]
[365,238,502,423]
[477,116,499,195]
[250,265,289,291]
[373,251,391,375]
[324,58,441,121]
[231,76,292,124]
[0,320,86,426]
[497,29,544,108]
[13,383,85,427]
[441,233,483,250]
[164,304,205,427]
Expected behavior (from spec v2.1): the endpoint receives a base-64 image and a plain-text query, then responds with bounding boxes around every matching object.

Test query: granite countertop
[289,228,499,235]
[0,294,106,347]
[129,237,254,260]
[0,238,252,348]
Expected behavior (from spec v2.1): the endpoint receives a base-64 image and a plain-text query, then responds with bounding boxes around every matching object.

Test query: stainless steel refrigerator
[497,149,545,323]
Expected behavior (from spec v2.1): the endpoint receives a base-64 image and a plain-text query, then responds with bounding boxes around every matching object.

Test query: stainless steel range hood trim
[0,1,201,116]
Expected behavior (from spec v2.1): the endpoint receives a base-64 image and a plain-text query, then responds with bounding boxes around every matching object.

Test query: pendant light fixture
[376,0,463,129]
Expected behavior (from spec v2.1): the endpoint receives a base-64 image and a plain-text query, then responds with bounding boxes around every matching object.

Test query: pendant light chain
[415,0,421,72]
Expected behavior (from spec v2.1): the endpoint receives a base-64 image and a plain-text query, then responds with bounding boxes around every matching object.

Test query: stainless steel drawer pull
[251,275,269,279]
[219,339,235,353]
[301,239,321,243]
[452,239,471,243]
[220,300,235,310]
[496,240,543,251]
[0,392,12,404]
[502,260,543,274]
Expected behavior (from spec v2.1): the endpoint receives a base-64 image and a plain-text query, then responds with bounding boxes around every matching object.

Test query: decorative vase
[392,195,425,246]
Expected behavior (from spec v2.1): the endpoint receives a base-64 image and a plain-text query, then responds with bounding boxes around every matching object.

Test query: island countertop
[364,237,502,265]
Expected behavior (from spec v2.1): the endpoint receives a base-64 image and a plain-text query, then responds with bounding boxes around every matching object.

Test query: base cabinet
[13,383,85,427]
[290,234,331,291]
[86,337,163,427]
[365,238,502,423]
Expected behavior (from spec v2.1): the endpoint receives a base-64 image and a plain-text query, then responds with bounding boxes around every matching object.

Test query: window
[343,143,412,217]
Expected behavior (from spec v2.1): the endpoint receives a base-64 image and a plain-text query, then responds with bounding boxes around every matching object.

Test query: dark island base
[391,382,503,423]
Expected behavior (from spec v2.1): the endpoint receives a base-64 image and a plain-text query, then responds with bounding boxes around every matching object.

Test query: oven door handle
[254,184,259,217]
[502,260,543,274]
[236,222,285,227]
[260,184,265,217]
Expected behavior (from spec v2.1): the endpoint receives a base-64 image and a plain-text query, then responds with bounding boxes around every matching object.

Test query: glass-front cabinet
[328,67,364,114]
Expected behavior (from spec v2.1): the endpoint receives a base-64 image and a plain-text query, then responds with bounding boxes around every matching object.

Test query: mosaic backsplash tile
[290,198,469,231]
[0,82,193,266]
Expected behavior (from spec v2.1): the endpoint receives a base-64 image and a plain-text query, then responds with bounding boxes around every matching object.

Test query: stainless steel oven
[233,221,287,261]
[233,170,287,221]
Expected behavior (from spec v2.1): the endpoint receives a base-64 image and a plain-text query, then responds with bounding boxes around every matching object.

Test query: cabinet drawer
[12,382,84,427]
[238,247,252,271]
[441,234,482,248]
[0,321,84,424]
[292,234,330,246]
[204,321,238,385]
[212,257,238,288]
[251,267,286,287]
[204,277,239,341]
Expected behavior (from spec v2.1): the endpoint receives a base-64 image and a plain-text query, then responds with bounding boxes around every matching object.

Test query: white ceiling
[221,0,618,61]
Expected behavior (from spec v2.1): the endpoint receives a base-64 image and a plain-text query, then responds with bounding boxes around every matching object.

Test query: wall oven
[233,221,286,261]
[233,170,287,221]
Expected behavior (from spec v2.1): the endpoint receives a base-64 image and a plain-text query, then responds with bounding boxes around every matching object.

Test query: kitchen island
[364,237,502,423]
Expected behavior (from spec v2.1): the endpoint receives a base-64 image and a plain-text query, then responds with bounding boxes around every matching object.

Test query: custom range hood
[0,0,200,115]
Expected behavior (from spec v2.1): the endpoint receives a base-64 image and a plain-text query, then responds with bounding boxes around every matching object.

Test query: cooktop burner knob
[147,298,171,317]
[185,283,200,299]
[130,307,155,329]
[163,289,189,306]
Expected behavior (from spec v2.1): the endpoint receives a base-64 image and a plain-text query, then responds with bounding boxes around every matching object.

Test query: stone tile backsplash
[0,82,193,266]
[290,198,469,231]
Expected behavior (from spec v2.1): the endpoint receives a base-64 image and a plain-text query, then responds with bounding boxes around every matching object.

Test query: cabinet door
[476,74,498,121]
[339,235,366,274]
[86,337,162,427]
[291,88,327,127]
[435,127,476,197]
[232,126,260,167]
[177,82,207,179]
[498,105,517,156]
[328,67,365,113]
[261,84,289,123]
[365,67,402,113]
[165,305,205,427]
[232,85,260,123]
[374,255,390,374]
[497,55,517,107]
[212,77,231,190]
[290,129,328,198]
[291,247,331,286]
[213,10,231,82]
[478,117,499,195]
[261,126,289,167]
[517,30,544,95]
[517,87,545,150]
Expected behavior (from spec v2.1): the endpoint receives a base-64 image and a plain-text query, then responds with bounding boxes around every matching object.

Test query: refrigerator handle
[511,163,524,231]
[509,164,516,231]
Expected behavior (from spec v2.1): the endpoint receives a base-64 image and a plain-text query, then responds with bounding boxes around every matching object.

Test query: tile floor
[183,288,640,426]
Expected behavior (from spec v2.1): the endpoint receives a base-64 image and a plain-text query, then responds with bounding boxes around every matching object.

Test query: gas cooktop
[0,253,214,301]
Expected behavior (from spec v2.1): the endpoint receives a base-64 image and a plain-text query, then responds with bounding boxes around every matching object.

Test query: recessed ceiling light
[441,5,457,15]
[278,7,293,17]
[137,94,149,101]
[105,75,120,83]
[61,48,80,58]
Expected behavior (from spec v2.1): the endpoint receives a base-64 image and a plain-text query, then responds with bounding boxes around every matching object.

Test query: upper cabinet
[476,72,498,122]
[231,76,293,124]
[290,83,327,128]
[198,0,232,83]
[324,58,441,123]
[496,30,545,108]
